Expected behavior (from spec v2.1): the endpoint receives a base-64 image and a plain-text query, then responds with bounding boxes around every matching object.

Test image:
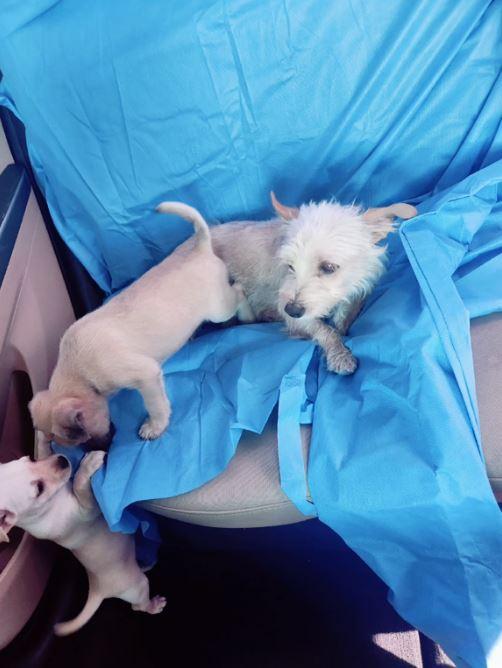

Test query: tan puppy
[0,451,165,636]
[30,203,249,446]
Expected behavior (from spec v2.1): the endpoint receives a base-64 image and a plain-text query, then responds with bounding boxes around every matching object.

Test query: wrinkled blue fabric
[309,163,502,668]
[1,1,501,666]
[96,325,315,531]
[1,0,501,293]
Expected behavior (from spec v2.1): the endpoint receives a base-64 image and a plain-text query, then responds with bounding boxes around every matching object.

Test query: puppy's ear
[28,390,51,427]
[35,432,52,460]
[270,192,299,221]
[363,203,417,242]
[52,398,89,443]
[0,509,17,543]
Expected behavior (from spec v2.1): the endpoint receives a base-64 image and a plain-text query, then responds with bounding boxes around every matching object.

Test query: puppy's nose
[56,455,70,470]
[85,422,115,452]
[284,302,305,318]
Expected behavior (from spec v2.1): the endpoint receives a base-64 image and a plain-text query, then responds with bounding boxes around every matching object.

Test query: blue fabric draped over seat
[1,2,501,665]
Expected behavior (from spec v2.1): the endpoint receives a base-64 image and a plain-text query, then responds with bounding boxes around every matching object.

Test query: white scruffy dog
[29,202,250,447]
[211,193,417,374]
[0,450,165,636]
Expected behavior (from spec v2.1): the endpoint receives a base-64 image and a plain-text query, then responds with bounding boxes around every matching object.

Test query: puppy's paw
[326,348,358,375]
[233,283,255,323]
[236,303,256,324]
[237,303,256,325]
[138,418,168,440]
[80,450,107,475]
[146,595,167,615]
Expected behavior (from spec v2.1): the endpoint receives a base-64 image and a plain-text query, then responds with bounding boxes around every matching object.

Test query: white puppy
[29,203,249,446]
[0,450,165,636]
[211,193,417,374]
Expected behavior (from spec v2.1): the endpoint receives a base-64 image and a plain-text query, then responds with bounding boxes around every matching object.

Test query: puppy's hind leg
[231,282,255,323]
[236,291,256,324]
[209,282,255,324]
[121,573,167,615]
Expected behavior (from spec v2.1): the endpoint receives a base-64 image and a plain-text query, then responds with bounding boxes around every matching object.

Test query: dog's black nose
[56,455,70,470]
[284,302,305,318]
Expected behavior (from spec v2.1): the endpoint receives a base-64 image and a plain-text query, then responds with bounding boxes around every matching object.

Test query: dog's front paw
[138,418,168,441]
[80,450,107,475]
[333,318,349,337]
[326,348,358,375]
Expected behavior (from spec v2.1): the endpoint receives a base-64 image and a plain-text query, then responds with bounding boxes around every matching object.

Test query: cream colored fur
[30,202,249,445]
[0,451,166,636]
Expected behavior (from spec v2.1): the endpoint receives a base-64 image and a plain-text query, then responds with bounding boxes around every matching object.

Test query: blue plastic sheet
[309,164,502,668]
[98,325,315,531]
[1,1,502,666]
[1,0,501,294]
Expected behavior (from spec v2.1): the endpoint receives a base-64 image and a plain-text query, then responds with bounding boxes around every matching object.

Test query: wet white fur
[277,201,388,319]
[212,196,415,374]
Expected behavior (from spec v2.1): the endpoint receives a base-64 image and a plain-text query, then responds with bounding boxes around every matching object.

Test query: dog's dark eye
[287,264,295,273]
[36,480,45,497]
[319,261,338,275]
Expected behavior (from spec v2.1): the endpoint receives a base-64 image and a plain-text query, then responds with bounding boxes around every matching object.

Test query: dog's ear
[28,390,52,429]
[0,509,17,543]
[270,192,300,221]
[363,203,417,242]
[363,203,417,223]
[52,398,89,443]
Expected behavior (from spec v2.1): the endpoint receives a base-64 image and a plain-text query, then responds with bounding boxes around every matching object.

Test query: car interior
[0,104,501,667]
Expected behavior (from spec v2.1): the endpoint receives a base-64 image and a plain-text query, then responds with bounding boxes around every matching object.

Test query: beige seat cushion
[142,420,314,528]
[142,313,502,528]
[471,313,502,497]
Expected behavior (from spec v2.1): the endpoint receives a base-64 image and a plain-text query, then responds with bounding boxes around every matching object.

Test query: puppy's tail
[156,201,211,245]
[53,584,103,636]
